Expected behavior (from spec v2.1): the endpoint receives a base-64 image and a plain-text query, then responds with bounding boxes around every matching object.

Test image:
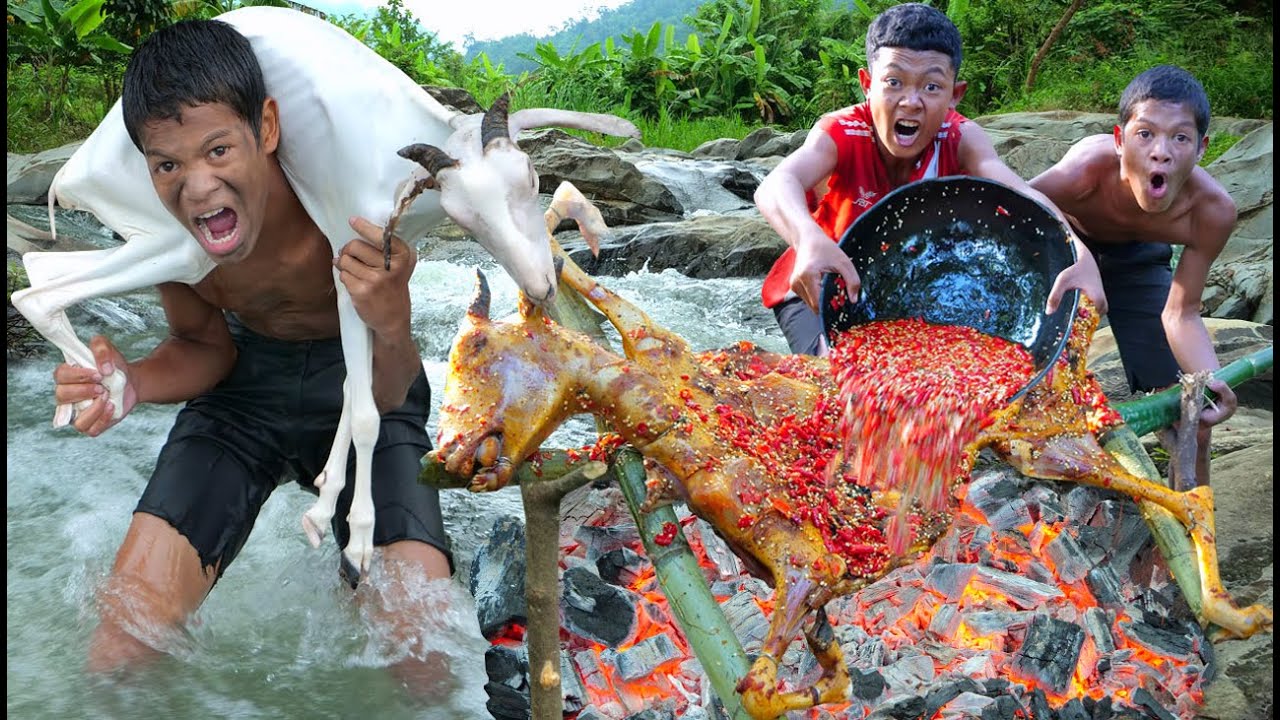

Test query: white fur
[10,6,638,578]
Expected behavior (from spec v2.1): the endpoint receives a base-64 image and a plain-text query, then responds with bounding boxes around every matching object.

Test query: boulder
[7,142,82,205]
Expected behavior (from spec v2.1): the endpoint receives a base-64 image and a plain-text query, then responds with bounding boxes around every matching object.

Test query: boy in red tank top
[756,2,1107,355]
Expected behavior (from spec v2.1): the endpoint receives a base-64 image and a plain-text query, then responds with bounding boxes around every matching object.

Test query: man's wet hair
[1118,65,1211,139]
[122,19,266,152]
[865,3,963,77]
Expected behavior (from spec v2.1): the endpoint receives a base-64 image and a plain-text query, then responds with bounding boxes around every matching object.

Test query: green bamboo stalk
[612,449,754,720]
[1098,425,1203,617]
[1114,346,1272,437]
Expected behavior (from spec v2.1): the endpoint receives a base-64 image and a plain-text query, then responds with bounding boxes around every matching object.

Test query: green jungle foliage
[6,0,1273,155]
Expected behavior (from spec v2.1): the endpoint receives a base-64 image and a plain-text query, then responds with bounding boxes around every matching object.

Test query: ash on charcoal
[719,590,769,653]
[1083,607,1116,654]
[1044,528,1094,584]
[1084,563,1124,607]
[924,563,978,602]
[992,694,1024,720]
[972,566,1063,609]
[927,602,962,639]
[1057,697,1090,720]
[561,566,637,648]
[471,515,528,639]
[881,654,936,695]
[1027,687,1054,720]
[596,547,644,586]
[918,639,962,666]
[1064,486,1103,524]
[1116,620,1195,662]
[621,699,678,720]
[967,471,1033,531]
[1088,499,1150,571]
[938,690,995,719]
[484,645,586,720]
[956,652,998,678]
[574,707,612,720]
[1013,615,1084,695]
[1091,696,1113,719]
[1024,484,1067,524]
[924,677,984,715]
[867,694,927,720]
[614,633,682,681]
[690,518,743,577]
[850,667,887,700]
[575,524,643,562]
[843,635,886,669]
[979,677,1011,696]
[1130,687,1177,720]
[964,610,1032,639]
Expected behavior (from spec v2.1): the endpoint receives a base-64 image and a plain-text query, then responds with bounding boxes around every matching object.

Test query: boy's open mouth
[195,207,241,254]
[1148,172,1168,199]
[893,120,921,146]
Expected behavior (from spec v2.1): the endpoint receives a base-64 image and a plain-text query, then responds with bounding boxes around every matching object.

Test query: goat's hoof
[339,554,362,589]
[52,402,74,428]
[301,511,329,548]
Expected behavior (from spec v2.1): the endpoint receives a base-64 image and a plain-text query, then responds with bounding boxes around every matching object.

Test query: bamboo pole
[1113,346,1272,437]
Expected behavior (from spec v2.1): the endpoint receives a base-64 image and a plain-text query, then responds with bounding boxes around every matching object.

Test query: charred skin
[432,191,1270,718]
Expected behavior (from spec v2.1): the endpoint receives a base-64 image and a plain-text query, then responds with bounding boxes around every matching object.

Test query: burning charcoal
[857,579,903,607]
[614,633,681,681]
[1026,687,1055,719]
[471,515,528,639]
[486,644,528,690]
[844,635,886,669]
[690,518,743,577]
[966,525,995,555]
[484,680,529,720]
[892,586,924,612]
[719,590,769,653]
[575,524,643,563]
[1088,500,1150,571]
[1129,688,1177,720]
[850,667,887,700]
[992,694,1025,720]
[1116,620,1195,662]
[1082,607,1116,654]
[963,610,1030,640]
[924,677,985,715]
[1064,486,1103,524]
[866,694,927,720]
[621,700,678,720]
[956,652,998,677]
[1057,698,1090,720]
[980,677,1011,695]
[1013,615,1084,694]
[596,547,644,586]
[937,691,995,718]
[972,566,1063,609]
[1090,696,1112,719]
[919,639,962,666]
[1044,528,1094,584]
[561,566,638,648]
[967,472,1033,532]
[881,654,936,695]
[574,707,618,720]
[925,563,978,602]
[1084,564,1124,607]
[1023,484,1066,524]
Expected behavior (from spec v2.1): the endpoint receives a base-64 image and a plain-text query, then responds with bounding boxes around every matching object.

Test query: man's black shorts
[1081,234,1181,394]
[136,312,453,579]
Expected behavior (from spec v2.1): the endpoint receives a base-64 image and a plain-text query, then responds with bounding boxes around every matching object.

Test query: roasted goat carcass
[431,183,1272,719]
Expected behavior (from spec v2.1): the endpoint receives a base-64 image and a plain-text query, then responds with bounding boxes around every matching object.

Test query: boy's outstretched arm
[959,122,1109,315]
[754,126,859,313]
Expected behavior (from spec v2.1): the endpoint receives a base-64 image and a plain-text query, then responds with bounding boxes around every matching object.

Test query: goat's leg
[736,570,832,718]
[800,608,851,709]
[1002,434,1273,638]
[12,241,210,427]
[301,283,379,583]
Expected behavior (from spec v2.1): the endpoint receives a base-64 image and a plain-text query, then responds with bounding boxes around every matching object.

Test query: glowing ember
[828,319,1035,554]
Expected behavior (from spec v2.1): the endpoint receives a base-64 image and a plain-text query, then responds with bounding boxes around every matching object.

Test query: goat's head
[391,93,640,306]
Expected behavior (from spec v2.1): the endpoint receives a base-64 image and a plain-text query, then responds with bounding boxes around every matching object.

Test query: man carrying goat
[50,18,455,687]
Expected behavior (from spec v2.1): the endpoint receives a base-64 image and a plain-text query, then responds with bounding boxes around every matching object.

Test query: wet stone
[1013,615,1085,695]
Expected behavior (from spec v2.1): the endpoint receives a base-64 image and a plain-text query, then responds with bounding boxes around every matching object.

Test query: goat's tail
[46,181,57,241]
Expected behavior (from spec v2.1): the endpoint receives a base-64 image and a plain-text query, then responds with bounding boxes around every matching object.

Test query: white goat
[10,6,639,581]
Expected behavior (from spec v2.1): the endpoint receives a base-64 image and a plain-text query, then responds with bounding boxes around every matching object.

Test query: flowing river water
[6,253,787,719]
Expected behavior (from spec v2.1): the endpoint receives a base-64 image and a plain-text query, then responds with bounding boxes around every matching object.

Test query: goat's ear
[399,143,459,177]
[466,270,491,321]
[480,92,511,150]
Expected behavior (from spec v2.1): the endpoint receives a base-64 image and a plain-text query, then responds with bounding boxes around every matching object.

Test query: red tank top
[760,103,968,308]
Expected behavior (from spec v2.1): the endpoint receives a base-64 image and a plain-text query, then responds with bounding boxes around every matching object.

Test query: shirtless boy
[49,19,455,685]
[1031,64,1238,484]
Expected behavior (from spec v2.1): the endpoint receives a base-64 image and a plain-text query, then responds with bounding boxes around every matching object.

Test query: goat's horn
[480,92,511,149]
[467,270,491,320]
[398,143,458,177]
